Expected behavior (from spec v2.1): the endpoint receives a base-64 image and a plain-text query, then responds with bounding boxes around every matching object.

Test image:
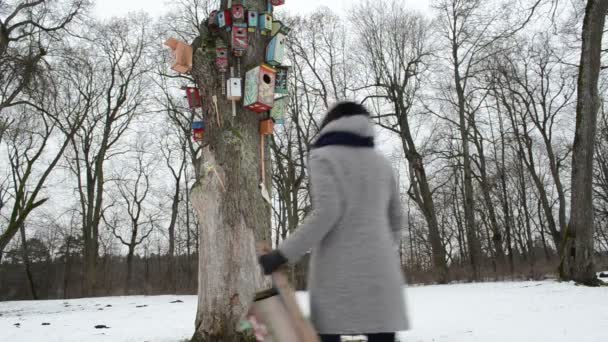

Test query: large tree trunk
[562,0,608,285]
[190,1,272,339]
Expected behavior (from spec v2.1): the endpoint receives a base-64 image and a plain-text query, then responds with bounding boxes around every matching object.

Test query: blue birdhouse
[258,12,273,35]
[247,10,258,32]
[266,33,286,66]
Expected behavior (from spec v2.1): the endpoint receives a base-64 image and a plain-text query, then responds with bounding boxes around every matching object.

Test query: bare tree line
[1,0,607,304]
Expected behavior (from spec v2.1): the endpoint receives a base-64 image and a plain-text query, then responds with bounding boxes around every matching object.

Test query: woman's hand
[257,244,288,275]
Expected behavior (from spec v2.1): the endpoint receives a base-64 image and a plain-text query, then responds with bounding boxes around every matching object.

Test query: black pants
[319,333,395,342]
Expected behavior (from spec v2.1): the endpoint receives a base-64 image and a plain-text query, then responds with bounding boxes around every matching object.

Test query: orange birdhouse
[260,119,274,135]
[164,38,193,74]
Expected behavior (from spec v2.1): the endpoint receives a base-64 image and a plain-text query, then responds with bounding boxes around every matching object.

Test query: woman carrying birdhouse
[258,102,409,342]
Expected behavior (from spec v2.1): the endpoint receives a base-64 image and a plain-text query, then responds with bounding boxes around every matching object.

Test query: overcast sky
[94,0,431,18]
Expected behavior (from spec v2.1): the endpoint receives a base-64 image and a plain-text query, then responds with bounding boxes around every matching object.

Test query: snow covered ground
[1,280,607,342]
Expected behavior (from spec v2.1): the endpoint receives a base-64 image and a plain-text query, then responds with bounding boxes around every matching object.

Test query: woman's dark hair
[320,102,370,129]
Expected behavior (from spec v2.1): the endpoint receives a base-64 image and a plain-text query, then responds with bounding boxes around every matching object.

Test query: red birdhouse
[164,38,193,74]
[270,0,285,6]
[216,46,228,73]
[232,4,245,21]
[232,23,248,56]
[185,87,202,109]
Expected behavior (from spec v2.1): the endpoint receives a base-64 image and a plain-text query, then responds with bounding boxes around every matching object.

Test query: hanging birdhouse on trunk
[270,0,285,6]
[260,118,274,135]
[192,121,205,142]
[186,87,203,109]
[244,65,276,113]
[271,97,287,125]
[266,33,286,66]
[164,38,193,74]
[216,44,229,72]
[248,10,258,32]
[232,23,248,56]
[271,21,291,36]
[217,10,232,31]
[227,77,242,101]
[274,66,289,95]
[259,12,273,35]
[232,4,245,22]
[208,10,220,33]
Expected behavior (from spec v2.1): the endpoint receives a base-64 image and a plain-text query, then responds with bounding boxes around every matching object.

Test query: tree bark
[19,223,38,300]
[189,1,272,339]
[562,0,608,285]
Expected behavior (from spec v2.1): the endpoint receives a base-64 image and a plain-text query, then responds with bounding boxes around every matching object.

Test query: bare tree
[561,0,608,285]
[65,15,154,295]
[352,0,449,283]
[104,147,159,293]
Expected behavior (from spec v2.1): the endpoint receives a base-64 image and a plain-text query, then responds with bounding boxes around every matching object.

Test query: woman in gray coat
[259,102,409,342]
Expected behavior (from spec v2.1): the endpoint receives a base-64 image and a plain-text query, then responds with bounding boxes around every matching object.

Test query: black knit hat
[320,102,370,129]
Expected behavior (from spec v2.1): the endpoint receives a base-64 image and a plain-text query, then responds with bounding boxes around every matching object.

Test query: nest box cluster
[163,0,291,143]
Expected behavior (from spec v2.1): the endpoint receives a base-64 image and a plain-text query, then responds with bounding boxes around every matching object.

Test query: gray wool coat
[278,115,409,335]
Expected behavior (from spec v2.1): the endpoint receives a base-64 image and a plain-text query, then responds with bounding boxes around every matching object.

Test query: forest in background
[1,0,608,301]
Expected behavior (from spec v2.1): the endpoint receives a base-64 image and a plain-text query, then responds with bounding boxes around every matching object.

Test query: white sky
[94,0,431,18]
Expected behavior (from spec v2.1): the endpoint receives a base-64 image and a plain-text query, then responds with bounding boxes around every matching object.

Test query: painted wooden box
[270,0,285,6]
[266,33,286,66]
[192,121,205,142]
[232,4,245,21]
[185,87,202,108]
[244,65,276,113]
[232,23,248,55]
[259,12,273,35]
[164,38,193,74]
[271,97,287,124]
[248,10,258,32]
[227,77,242,101]
[260,119,274,135]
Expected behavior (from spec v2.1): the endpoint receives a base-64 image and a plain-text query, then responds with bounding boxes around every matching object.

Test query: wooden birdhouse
[270,0,285,6]
[185,87,202,109]
[274,66,289,95]
[232,4,245,22]
[216,44,228,72]
[192,121,205,142]
[258,12,273,35]
[208,10,219,32]
[266,33,286,66]
[260,118,274,135]
[227,77,242,101]
[244,65,276,113]
[271,20,291,36]
[271,97,287,124]
[164,38,193,74]
[217,10,232,30]
[247,10,258,32]
[232,23,248,56]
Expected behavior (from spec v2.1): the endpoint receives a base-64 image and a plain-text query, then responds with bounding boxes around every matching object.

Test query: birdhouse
[208,10,219,32]
[232,4,245,22]
[244,65,276,113]
[266,33,286,66]
[164,38,193,74]
[216,44,228,72]
[217,10,232,30]
[271,97,287,124]
[185,87,202,109]
[232,23,248,55]
[247,10,258,32]
[192,121,205,142]
[258,12,273,35]
[271,20,291,36]
[270,0,285,6]
[227,77,242,101]
[274,66,289,95]
[260,118,274,135]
